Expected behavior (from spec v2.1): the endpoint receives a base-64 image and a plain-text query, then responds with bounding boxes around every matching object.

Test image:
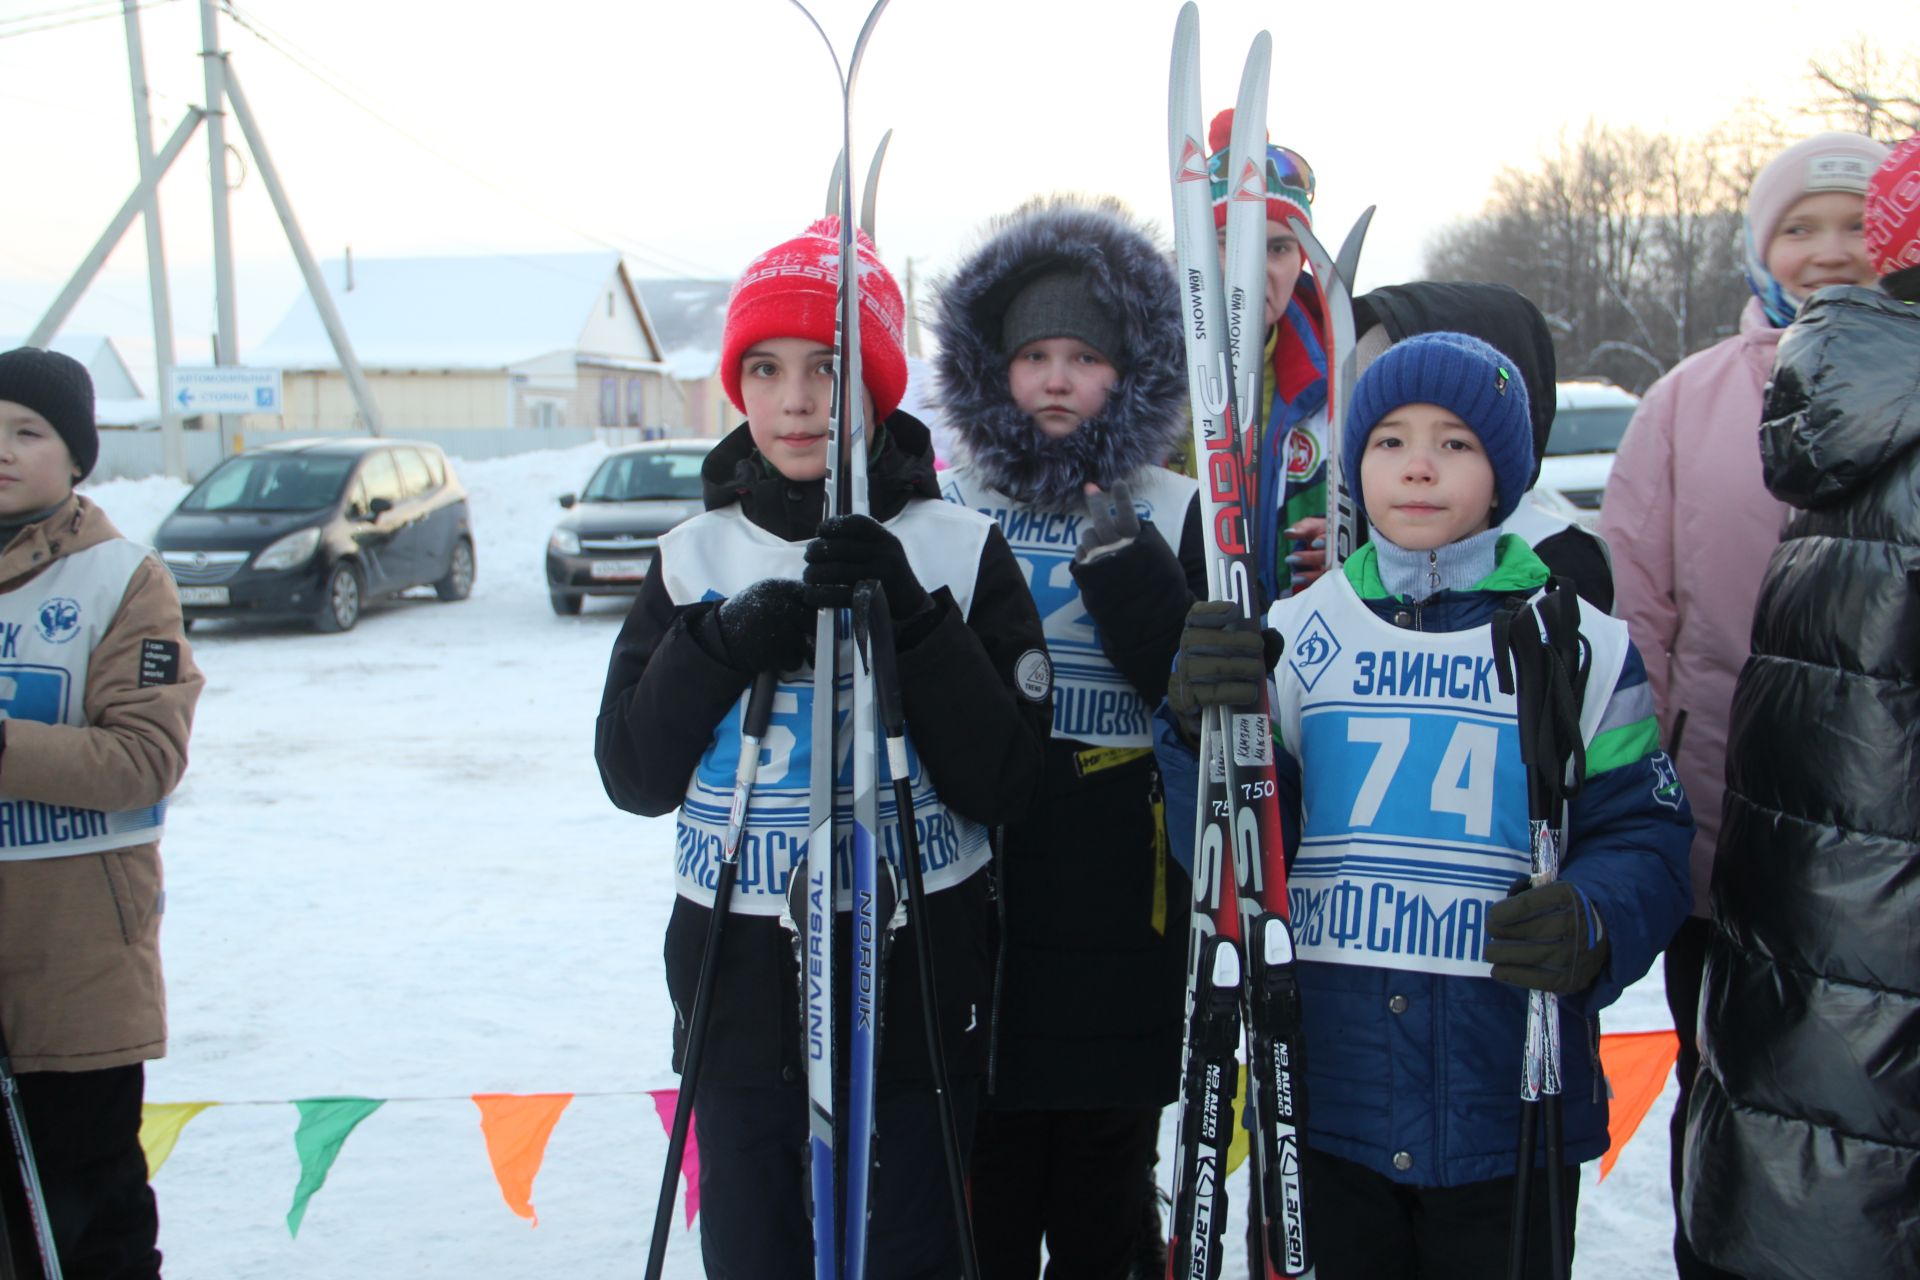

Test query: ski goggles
[1209,142,1316,214]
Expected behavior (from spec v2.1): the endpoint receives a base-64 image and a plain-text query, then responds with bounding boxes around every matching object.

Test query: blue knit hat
[1344,331,1533,528]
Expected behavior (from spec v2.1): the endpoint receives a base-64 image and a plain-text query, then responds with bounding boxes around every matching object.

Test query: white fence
[91,426,609,483]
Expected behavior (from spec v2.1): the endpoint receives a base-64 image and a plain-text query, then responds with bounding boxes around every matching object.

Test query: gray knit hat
[0,347,96,480]
[1000,272,1124,364]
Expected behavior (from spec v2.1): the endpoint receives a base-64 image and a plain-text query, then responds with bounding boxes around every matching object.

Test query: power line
[216,1,726,279]
[0,0,177,41]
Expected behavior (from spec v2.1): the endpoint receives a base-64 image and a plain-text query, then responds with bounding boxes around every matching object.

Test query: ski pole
[642,669,780,1280]
[0,1016,62,1280]
[1493,588,1587,1280]
[851,581,982,1280]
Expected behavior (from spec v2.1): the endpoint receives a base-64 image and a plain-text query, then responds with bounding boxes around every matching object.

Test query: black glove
[1485,879,1609,995]
[1075,481,1140,564]
[803,514,930,621]
[1166,600,1282,742]
[714,578,815,674]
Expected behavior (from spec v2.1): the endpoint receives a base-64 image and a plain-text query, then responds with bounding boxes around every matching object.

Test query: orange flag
[1598,1030,1680,1181]
[473,1093,575,1226]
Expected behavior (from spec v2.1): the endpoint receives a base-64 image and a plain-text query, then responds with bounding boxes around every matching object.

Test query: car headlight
[549,528,581,555]
[253,527,321,571]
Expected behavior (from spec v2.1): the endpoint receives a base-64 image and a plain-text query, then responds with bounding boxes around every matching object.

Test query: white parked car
[1534,380,1640,526]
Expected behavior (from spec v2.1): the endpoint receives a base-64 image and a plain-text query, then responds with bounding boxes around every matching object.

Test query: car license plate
[178,586,230,606]
[589,558,650,581]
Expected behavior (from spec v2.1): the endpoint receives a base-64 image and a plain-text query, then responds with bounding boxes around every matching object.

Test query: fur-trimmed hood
[930,196,1187,511]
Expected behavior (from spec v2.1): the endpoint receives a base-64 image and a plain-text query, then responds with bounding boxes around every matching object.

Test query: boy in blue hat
[1159,331,1694,1276]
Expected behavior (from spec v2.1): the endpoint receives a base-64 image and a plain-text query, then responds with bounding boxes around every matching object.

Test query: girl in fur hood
[932,195,1202,1278]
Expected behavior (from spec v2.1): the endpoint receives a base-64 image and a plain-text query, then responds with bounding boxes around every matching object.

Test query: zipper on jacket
[1427,548,1441,598]
[985,824,1008,1098]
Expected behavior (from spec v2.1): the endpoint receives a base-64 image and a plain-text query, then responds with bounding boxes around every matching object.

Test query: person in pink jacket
[1599,128,1889,1280]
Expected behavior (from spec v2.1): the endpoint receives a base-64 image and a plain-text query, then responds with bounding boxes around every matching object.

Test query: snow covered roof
[0,332,145,400]
[251,252,665,372]
[634,279,730,381]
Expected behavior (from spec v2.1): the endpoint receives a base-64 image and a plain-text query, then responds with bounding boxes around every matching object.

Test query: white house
[248,251,675,432]
[634,278,732,438]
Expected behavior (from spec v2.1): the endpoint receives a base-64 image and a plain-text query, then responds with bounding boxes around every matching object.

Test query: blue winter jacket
[1155,540,1694,1187]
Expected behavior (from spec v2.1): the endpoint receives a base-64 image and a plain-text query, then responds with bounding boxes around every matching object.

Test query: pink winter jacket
[1600,297,1788,916]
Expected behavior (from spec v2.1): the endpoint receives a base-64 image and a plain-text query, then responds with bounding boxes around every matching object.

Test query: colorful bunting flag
[473,1093,575,1227]
[140,1101,216,1177]
[648,1088,701,1227]
[1598,1029,1681,1181]
[131,1029,1680,1244]
[286,1097,385,1237]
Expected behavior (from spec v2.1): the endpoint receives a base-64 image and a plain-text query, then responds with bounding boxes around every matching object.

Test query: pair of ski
[643,4,975,1279]
[1162,6,1372,1277]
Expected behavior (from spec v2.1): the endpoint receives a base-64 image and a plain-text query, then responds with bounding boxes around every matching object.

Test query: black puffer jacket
[1682,286,1920,1280]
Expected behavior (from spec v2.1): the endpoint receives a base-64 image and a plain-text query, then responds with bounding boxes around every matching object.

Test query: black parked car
[545,439,711,615]
[155,437,475,633]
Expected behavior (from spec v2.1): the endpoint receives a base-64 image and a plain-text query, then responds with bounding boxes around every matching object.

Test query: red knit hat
[720,216,908,420]
[1865,135,1920,277]
[1205,109,1314,233]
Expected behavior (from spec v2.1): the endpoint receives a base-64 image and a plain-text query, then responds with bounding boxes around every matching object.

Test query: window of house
[599,376,619,427]
[626,377,644,427]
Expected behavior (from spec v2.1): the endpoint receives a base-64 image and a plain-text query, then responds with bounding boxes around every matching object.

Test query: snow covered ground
[84,445,1683,1278]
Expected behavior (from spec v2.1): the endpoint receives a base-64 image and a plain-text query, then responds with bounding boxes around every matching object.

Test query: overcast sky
[1,0,1912,382]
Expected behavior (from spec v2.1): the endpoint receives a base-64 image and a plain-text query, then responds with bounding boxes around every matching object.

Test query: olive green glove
[1166,600,1282,743]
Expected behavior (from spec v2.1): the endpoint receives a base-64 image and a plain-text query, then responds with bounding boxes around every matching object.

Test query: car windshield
[582,450,706,501]
[181,454,356,512]
[1545,406,1636,457]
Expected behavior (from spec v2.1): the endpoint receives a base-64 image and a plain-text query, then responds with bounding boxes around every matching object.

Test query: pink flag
[648,1088,701,1227]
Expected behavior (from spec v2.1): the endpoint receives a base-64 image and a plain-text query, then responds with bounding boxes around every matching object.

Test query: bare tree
[1425,122,1756,392]
[1808,39,1920,141]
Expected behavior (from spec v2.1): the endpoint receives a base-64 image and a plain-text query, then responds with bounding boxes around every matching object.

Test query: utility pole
[123,0,186,479]
[200,0,239,455]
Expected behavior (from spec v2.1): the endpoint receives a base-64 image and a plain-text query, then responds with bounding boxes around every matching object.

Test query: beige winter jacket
[0,494,202,1072]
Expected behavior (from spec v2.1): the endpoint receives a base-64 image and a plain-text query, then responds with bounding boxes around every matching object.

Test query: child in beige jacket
[0,347,202,1279]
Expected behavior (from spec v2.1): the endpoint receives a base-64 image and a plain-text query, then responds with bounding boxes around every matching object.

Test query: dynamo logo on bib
[36,597,80,644]
[1289,611,1341,693]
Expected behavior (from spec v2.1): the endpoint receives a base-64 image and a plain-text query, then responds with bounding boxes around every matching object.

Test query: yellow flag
[1225,1065,1250,1175]
[140,1102,216,1177]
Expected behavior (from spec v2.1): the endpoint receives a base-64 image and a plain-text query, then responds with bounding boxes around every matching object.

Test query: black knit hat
[0,347,96,480]
[1000,272,1125,364]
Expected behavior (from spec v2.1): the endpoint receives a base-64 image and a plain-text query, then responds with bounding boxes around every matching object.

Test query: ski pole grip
[744,669,779,740]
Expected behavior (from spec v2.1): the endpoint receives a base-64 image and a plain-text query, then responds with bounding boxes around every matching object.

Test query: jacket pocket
[97,850,161,945]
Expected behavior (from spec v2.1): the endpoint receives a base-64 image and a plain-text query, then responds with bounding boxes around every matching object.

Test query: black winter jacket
[1682,286,1920,1280]
[932,197,1201,1109]
[595,414,1050,1087]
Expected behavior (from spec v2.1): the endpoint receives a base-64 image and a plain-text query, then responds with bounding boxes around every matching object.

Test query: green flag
[286,1097,384,1237]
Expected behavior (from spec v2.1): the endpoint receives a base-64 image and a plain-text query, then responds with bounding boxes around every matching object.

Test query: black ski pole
[642,669,780,1280]
[0,1015,62,1280]
[853,582,982,1280]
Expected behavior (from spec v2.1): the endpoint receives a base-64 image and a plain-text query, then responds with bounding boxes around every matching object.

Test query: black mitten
[1485,879,1609,995]
[715,578,815,673]
[1165,600,1283,742]
[803,514,930,620]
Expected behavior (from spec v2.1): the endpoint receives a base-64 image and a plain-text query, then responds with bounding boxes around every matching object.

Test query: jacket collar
[699,412,943,540]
